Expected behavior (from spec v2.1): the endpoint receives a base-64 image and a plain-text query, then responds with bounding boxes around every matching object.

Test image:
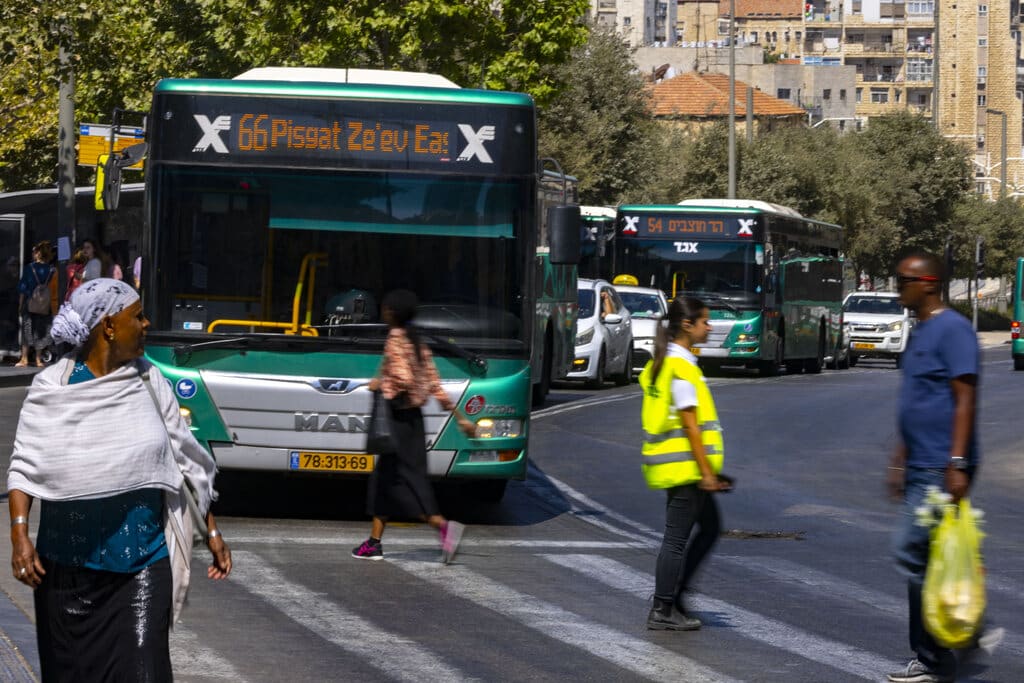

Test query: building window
[856,88,863,103]
[751,31,758,43]
[908,1,934,14]
[917,93,928,105]
[978,66,987,84]
[623,16,631,25]
[840,89,847,101]
[823,89,832,100]
[870,88,889,104]
[796,30,802,42]
[978,94,987,106]
[777,88,792,99]
[907,58,934,81]
[979,5,987,15]
[978,37,987,46]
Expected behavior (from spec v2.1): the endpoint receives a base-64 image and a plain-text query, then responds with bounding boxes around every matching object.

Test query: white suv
[842,292,914,367]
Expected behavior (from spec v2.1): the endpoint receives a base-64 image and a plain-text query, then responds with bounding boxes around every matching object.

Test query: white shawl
[7,356,218,622]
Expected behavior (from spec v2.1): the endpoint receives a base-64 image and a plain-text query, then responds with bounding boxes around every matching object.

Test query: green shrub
[949,301,1011,331]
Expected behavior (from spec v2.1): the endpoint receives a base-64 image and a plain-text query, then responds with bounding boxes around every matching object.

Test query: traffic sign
[77,123,145,169]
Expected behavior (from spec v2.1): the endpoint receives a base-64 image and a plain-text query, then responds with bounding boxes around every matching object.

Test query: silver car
[613,284,668,374]
[568,279,633,387]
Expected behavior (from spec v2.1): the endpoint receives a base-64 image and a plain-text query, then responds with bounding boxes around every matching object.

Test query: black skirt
[34,556,173,683]
[366,404,440,519]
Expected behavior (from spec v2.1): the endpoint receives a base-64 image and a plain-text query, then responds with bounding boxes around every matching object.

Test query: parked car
[569,279,633,387]
[842,291,914,367]
[613,284,668,373]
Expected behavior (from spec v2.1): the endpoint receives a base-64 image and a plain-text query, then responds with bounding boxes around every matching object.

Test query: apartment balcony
[856,71,901,83]
[855,100,904,117]
[597,0,616,9]
[852,42,905,56]
[907,103,933,117]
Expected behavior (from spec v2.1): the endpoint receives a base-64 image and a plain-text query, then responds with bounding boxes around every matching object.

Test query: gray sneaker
[886,659,953,683]
[646,600,701,631]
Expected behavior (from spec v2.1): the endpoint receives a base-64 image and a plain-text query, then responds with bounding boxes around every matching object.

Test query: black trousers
[35,556,173,683]
[654,483,721,606]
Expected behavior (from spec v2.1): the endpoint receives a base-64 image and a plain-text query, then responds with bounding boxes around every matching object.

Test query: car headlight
[576,327,594,346]
[474,418,522,439]
[887,321,903,332]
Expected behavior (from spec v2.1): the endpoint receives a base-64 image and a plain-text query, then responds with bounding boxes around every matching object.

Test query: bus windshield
[150,167,526,351]
[615,241,762,306]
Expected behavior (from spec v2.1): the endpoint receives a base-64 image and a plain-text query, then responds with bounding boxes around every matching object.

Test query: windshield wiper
[171,337,251,364]
[414,327,489,375]
[676,290,739,313]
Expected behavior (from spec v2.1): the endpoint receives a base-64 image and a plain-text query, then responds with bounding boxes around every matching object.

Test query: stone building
[588,0,677,46]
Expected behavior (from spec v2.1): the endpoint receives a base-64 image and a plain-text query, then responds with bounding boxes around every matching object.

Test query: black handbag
[366,389,398,454]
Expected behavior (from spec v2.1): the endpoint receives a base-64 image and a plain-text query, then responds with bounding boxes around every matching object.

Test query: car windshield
[578,289,596,319]
[619,292,664,318]
[844,296,904,314]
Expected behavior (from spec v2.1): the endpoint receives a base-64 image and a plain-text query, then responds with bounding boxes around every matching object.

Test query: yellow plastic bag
[922,498,986,648]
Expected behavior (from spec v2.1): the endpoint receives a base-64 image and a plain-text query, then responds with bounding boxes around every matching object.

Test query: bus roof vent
[233,67,461,89]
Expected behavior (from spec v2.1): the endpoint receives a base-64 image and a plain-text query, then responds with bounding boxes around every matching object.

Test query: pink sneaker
[440,521,465,564]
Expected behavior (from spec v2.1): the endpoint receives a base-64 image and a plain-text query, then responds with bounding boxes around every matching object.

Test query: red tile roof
[719,0,803,18]
[650,71,806,118]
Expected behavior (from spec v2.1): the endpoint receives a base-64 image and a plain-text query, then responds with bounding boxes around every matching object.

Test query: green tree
[0,0,589,191]
[538,26,662,205]
[947,195,1024,280]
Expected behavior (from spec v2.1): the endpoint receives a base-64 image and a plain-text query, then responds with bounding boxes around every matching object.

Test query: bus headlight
[575,327,594,346]
[474,418,522,439]
[736,333,759,342]
[179,407,193,427]
[887,321,903,332]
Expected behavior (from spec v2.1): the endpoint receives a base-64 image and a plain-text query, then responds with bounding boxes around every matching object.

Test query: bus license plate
[289,451,374,472]
[853,342,875,350]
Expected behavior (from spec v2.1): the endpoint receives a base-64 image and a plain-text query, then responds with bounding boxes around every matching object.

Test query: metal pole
[57,41,76,253]
[728,0,736,199]
[746,85,754,143]
[972,235,980,331]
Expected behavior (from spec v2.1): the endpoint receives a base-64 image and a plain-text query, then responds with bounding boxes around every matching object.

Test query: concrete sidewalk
[0,503,39,682]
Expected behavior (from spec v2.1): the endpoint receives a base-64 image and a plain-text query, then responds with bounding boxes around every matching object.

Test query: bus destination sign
[151,94,534,174]
[619,212,763,240]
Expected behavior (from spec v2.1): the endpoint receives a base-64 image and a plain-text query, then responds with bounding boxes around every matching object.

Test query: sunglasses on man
[895,274,939,286]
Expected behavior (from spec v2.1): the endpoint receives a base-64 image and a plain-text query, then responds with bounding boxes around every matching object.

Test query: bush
[949,301,1011,331]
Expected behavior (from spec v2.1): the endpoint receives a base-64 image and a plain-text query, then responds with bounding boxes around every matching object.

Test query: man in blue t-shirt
[886,251,979,683]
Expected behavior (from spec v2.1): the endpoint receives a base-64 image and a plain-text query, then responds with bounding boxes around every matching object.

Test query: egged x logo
[193,115,231,154]
[457,124,495,163]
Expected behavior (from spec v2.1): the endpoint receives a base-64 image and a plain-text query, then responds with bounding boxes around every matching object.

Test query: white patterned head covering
[50,278,140,347]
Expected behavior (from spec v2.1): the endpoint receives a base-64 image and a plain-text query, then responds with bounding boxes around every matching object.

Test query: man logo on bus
[457,124,495,163]
[737,218,755,237]
[193,115,231,154]
[622,216,639,235]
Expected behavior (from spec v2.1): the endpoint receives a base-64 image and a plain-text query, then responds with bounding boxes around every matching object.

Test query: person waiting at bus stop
[7,278,232,682]
[639,296,731,631]
[353,289,476,563]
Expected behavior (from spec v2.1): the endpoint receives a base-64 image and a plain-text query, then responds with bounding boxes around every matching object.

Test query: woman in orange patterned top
[353,289,476,563]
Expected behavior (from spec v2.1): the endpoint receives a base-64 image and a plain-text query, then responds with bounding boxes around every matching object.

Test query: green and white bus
[140,68,579,501]
[1012,256,1023,371]
[612,199,844,376]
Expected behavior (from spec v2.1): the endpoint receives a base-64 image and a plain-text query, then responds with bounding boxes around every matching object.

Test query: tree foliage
[0,0,588,191]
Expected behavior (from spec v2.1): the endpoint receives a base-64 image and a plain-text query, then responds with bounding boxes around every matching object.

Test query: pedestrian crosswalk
[168,537,1021,683]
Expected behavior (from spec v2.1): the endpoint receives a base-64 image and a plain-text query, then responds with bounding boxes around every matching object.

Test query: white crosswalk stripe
[170,625,248,681]
[229,550,475,682]
[543,553,903,681]
[387,557,740,683]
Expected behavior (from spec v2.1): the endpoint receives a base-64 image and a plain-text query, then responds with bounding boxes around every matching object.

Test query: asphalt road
[0,346,1021,682]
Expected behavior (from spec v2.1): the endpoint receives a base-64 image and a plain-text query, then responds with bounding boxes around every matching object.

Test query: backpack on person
[27,266,53,315]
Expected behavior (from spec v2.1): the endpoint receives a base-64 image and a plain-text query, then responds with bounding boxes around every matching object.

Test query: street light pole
[728,0,736,199]
[985,108,1007,199]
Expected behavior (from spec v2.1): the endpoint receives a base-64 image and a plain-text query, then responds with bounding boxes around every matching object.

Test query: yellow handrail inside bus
[207,250,327,336]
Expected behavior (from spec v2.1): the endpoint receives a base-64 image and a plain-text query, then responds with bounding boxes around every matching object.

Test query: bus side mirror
[766,268,778,294]
[548,205,581,265]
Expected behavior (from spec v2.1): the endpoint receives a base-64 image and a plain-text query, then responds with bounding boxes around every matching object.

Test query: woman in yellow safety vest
[638,296,731,631]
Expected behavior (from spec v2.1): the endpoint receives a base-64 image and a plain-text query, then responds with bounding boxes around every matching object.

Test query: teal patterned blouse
[35,362,169,572]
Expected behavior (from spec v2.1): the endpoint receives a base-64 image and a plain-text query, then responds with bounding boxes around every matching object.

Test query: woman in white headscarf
[7,278,232,682]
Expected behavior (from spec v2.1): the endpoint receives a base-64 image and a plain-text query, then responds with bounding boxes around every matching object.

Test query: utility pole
[728,0,736,199]
[972,236,984,331]
[57,38,76,252]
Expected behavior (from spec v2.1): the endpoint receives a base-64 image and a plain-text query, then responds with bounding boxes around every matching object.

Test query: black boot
[646,598,701,631]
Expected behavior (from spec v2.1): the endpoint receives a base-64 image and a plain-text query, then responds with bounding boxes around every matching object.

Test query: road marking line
[230,551,474,683]
[389,558,739,683]
[532,391,640,419]
[170,625,247,681]
[227,536,647,549]
[543,553,902,681]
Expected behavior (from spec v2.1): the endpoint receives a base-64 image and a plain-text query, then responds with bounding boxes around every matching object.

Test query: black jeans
[654,483,720,606]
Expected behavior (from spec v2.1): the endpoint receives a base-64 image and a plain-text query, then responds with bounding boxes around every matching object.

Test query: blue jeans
[892,467,955,673]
